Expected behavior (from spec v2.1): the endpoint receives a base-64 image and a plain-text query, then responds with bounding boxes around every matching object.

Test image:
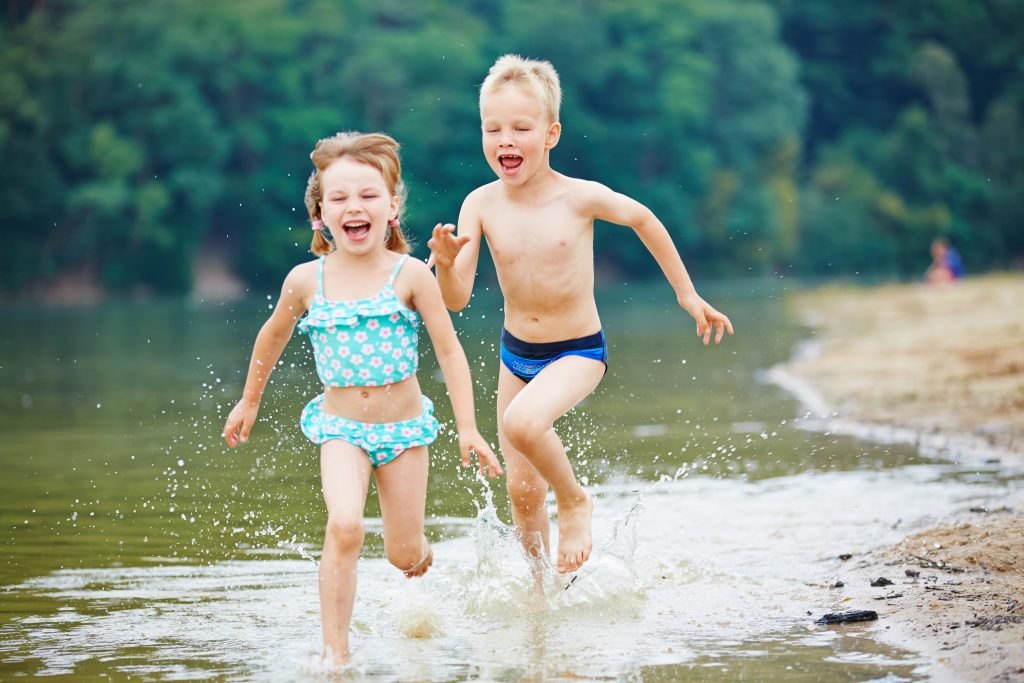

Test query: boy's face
[480,84,560,185]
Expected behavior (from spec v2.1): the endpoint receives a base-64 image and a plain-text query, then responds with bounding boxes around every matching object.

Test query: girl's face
[481,84,560,187]
[319,157,399,255]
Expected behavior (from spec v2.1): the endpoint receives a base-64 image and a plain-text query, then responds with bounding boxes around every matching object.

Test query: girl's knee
[502,406,549,451]
[325,515,364,553]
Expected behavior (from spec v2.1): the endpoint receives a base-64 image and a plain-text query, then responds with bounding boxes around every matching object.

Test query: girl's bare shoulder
[281,258,320,300]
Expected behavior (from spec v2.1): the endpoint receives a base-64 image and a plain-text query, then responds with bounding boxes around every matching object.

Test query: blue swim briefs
[499,328,608,383]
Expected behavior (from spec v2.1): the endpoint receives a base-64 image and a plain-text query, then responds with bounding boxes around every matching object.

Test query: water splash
[463,482,646,617]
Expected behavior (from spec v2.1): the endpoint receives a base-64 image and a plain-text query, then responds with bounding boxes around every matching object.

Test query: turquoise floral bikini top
[297,255,420,388]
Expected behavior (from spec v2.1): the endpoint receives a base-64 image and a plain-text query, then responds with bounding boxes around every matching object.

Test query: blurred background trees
[2,0,1021,298]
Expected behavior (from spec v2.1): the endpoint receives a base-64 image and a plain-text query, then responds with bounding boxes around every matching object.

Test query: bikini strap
[386,255,409,286]
[316,256,326,297]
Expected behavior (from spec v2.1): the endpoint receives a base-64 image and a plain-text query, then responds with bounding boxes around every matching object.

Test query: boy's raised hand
[458,429,504,479]
[679,293,735,345]
[426,223,470,269]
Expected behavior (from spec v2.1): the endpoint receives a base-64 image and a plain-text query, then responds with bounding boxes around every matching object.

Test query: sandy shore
[780,274,1024,682]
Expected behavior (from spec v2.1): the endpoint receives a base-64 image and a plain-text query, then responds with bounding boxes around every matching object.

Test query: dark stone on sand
[833,580,845,588]
[906,568,920,578]
[838,553,853,561]
[815,610,879,625]
[871,577,895,587]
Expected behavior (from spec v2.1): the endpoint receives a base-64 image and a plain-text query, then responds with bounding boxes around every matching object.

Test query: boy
[429,54,733,574]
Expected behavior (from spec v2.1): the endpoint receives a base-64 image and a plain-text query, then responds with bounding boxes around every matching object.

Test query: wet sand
[782,274,1024,682]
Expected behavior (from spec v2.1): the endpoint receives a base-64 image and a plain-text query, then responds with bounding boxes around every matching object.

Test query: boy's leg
[501,355,605,573]
[498,366,551,564]
[375,445,431,577]
[319,440,373,665]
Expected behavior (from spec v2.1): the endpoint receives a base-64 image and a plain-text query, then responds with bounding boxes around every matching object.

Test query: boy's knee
[502,407,548,451]
[325,515,364,552]
[507,477,546,512]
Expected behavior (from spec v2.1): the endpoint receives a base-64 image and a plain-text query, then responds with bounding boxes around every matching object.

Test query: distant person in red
[925,238,964,284]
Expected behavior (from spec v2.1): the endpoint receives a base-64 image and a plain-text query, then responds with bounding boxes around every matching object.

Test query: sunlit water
[2,281,1021,681]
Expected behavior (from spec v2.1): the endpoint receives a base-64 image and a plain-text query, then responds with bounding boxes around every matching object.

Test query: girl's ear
[546,121,562,150]
[390,194,401,220]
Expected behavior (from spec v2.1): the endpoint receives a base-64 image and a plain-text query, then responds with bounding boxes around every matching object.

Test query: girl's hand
[679,293,735,345]
[223,399,260,448]
[426,223,470,269]
[458,430,503,478]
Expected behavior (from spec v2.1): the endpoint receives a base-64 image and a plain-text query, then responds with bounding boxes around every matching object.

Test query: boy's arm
[223,266,310,447]
[406,260,502,478]
[428,190,484,311]
[584,182,734,345]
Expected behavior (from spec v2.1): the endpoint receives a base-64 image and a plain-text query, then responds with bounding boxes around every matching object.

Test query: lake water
[1,280,1020,681]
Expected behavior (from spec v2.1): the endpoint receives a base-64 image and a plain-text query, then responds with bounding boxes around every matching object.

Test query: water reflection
[1,283,1018,680]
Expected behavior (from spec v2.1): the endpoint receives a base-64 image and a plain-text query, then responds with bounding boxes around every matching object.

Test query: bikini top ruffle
[297,255,420,388]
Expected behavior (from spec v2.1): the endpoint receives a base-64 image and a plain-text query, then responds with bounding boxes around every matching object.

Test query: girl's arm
[427,188,485,312]
[223,265,312,447]
[403,259,502,478]
[583,181,734,345]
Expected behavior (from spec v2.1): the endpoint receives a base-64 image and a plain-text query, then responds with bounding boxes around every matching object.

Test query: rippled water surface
[2,281,1020,681]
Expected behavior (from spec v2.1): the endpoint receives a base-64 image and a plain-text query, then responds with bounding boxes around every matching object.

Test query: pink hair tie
[388,218,400,229]
[311,220,323,231]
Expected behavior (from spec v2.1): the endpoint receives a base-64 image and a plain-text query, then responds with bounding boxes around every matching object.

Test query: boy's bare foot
[556,493,593,573]
[403,540,433,578]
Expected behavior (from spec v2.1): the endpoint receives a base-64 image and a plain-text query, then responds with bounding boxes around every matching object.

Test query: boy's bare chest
[483,206,591,267]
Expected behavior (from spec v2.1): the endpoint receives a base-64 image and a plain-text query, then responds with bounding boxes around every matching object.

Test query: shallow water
[1,281,1021,681]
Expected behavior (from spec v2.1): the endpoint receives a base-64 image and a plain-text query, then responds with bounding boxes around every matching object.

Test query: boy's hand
[426,223,470,269]
[679,293,735,345]
[458,430,503,478]
[222,400,259,448]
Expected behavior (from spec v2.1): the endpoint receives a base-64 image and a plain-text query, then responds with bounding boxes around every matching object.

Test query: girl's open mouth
[499,154,524,175]
[343,221,371,241]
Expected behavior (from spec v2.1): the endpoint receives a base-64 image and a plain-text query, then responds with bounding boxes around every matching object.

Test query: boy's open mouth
[499,154,523,173]
[342,221,371,241]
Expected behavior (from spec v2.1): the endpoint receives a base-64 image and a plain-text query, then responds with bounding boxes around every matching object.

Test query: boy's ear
[546,121,561,150]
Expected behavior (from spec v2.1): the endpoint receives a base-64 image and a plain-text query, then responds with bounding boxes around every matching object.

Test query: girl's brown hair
[304,132,411,256]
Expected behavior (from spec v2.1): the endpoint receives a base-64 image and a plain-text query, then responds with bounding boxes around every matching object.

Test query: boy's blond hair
[480,54,561,124]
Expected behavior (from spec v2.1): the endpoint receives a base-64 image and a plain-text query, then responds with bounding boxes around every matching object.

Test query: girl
[222,132,502,666]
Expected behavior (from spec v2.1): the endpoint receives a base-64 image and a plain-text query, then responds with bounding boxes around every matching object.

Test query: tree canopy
[2,0,1021,298]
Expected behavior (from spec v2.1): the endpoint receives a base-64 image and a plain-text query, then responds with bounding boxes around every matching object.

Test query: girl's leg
[375,444,431,576]
[497,365,552,565]
[501,355,605,573]
[319,439,373,665]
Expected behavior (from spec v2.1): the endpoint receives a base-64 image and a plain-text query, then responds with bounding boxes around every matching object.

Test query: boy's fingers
[715,322,725,344]
[426,253,436,268]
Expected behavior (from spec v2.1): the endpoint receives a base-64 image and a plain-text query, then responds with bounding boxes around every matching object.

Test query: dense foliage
[2,0,1021,296]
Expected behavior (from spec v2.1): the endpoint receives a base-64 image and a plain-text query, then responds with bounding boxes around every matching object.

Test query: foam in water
[462,480,646,617]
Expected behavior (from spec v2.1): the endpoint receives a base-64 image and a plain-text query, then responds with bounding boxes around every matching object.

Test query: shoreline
[772,274,1024,682]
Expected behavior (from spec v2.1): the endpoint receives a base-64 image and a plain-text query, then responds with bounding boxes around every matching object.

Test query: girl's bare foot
[403,539,433,578]
[322,645,349,671]
[556,493,593,573]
